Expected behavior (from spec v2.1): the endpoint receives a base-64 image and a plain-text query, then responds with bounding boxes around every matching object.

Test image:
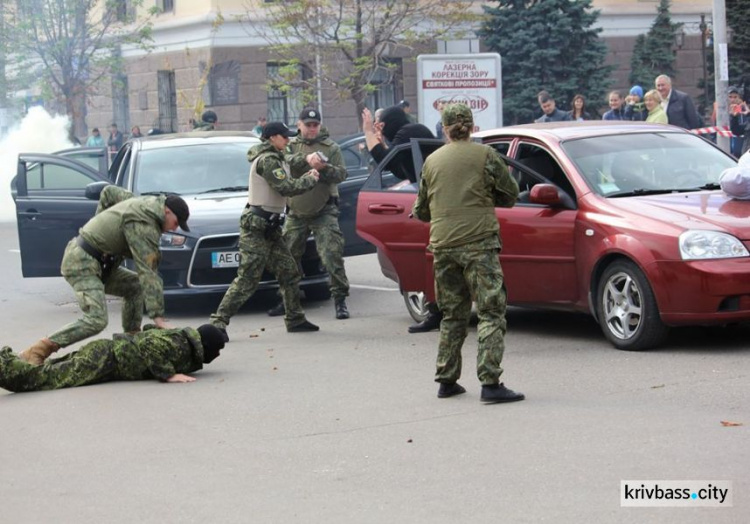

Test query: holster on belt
[247,205,286,239]
[75,236,116,279]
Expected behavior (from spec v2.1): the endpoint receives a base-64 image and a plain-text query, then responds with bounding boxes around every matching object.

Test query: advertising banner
[417,53,502,133]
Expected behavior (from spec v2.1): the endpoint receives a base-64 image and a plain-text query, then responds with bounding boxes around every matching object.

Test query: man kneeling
[0,325,225,393]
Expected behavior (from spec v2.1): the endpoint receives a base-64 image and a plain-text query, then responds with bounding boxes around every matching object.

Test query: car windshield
[561,132,736,197]
[133,141,254,195]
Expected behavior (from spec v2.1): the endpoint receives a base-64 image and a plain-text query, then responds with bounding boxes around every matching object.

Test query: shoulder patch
[273,168,286,180]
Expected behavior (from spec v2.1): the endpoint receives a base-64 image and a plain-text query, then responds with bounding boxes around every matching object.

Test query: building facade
[80,0,715,139]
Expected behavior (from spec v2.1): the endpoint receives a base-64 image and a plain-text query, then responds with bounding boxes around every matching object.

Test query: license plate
[211,251,241,268]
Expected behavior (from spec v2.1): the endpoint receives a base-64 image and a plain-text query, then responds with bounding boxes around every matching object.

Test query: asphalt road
[0,221,747,523]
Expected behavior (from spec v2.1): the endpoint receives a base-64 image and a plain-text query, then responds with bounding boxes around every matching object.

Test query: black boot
[267,301,285,317]
[480,383,525,404]
[335,298,349,320]
[287,320,320,333]
[408,304,442,333]
[437,382,466,398]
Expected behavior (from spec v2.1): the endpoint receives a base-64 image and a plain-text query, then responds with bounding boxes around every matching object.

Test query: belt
[75,236,113,264]
[246,204,284,220]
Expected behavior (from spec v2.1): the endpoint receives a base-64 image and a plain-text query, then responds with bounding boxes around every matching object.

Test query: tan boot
[18,338,60,366]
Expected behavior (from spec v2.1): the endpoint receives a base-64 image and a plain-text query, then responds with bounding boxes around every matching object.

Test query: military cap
[201,110,218,124]
[299,108,321,123]
[442,104,473,127]
[262,121,298,139]
[165,194,191,232]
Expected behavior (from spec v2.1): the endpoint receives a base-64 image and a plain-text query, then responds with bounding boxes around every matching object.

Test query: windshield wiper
[200,186,248,194]
[697,183,721,190]
[140,191,182,196]
[608,188,690,198]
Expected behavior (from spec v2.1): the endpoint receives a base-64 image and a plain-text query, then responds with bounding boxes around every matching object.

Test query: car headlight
[160,233,187,248]
[679,230,749,260]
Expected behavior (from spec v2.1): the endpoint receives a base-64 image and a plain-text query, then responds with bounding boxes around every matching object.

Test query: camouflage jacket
[81,185,166,318]
[193,121,215,131]
[247,140,318,198]
[413,141,517,251]
[114,326,205,381]
[285,127,347,216]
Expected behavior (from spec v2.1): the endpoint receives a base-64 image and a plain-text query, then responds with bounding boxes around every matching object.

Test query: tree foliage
[479,0,612,125]
[243,0,477,126]
[3,0,156,136]
[628,0,681,89]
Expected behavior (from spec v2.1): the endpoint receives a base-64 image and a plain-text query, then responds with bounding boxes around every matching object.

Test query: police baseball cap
[262,121,298,139]
[299,108,321,123]
[165,194,191,232]
[201,110,218,123]
[442,103,473,126]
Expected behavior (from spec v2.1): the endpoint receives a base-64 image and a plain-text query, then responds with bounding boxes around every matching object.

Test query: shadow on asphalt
[506,306,750,354]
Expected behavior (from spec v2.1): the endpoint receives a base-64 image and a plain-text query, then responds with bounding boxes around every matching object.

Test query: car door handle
[368,203,404,215]
[19,209,42,220]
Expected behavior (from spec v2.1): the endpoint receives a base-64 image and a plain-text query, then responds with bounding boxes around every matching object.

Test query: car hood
[604,191,750,240]
[178,193,247,237]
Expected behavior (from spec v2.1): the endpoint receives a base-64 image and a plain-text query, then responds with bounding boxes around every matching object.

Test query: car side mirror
[85,181,111,201]
[529,184,562,206]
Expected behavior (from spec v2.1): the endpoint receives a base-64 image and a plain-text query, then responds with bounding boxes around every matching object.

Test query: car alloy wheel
[403,291,429,323]
[596,259,669,351]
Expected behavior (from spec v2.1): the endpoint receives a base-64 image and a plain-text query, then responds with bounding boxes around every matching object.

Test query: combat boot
[267,301,285,317]
[480,383,525,404]
[334,298,349,320]
[437,382,466,398]
[287,320,320,333]
[18,338,60,366]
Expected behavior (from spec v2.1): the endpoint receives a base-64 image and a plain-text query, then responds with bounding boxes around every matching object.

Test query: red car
[356,122,750,350]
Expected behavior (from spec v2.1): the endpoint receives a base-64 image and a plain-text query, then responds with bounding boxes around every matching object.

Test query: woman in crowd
[568,94,591,121]
[644,90,668,124]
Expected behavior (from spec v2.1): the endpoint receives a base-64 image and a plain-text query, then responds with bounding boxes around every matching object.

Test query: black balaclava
[197,324,225,363]
[378,106,411,142]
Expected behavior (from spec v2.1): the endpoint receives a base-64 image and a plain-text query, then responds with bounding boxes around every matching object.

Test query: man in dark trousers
[0,325,225,392]
[655,74,702,130]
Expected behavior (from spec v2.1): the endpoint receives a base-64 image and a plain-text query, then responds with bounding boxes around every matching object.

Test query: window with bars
[157,0,174,13]
[266,63,311,126]
[364,59,403,111]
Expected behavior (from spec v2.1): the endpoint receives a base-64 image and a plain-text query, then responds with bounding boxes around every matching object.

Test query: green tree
[3,0,156,138]
[628,0,682,89]
[479,0,612,125]
[243,0,478,126]
[693,0,750,118]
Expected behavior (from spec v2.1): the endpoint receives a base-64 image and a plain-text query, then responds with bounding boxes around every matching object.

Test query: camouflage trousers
[0,342,118,392]
[210,211,307,329]
[49,240,143,348]
[433,246,508,385]
[284,206,349,299]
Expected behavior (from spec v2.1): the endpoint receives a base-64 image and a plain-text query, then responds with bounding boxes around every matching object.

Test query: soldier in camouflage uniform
[193,110,218,131]
[0,324,225,392]
[267,108,350,319]
[209,122,321,340]
[18,185,191,367]
[412,104,525,404]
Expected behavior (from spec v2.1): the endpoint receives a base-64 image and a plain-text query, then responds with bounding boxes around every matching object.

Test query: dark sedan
[13,131,364,301]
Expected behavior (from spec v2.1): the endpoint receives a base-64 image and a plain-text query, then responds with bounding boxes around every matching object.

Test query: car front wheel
[596,260,669,351]
[403,291,429,323]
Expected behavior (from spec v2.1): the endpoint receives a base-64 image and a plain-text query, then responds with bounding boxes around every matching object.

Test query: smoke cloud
[0,107,75,222]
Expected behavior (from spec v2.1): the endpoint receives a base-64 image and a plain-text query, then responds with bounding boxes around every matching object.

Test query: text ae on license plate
[212,251,240,268]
